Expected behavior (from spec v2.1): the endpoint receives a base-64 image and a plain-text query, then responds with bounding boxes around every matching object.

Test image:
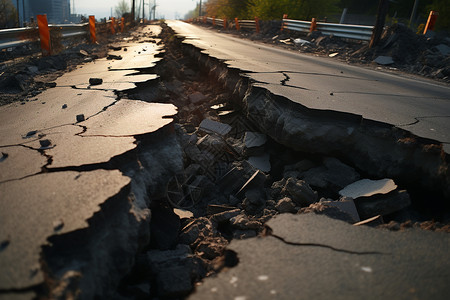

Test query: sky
[72,0,198,20]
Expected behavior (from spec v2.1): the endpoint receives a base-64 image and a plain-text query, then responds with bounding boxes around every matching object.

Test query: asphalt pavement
[167,21,450,153]
[0,25,178,297]
[190,213,450,300]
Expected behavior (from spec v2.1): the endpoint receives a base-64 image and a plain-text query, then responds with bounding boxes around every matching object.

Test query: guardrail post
[37,14,51,56]
[423,11,439,34]
[89,15,96,43]
[213,17,216,26]
[310,18,317,32]
[110,17,116,34]
[255,17,260,33]
[281,14,288,31]
[235,18,240,30]
[224,18,227,30]
[121,17,125,32]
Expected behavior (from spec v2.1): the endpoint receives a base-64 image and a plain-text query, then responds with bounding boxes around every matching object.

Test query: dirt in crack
[116,23,450,300]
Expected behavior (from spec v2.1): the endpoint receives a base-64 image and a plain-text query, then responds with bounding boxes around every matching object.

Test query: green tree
[248,0,339,20]
[0,0,17,29]
[115,0,130,18]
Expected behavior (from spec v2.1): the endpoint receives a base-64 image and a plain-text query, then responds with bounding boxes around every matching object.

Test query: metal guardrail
[282,18,373,41]
[239,20,257,30]
[0,27,37,49]
[0,20,123,51]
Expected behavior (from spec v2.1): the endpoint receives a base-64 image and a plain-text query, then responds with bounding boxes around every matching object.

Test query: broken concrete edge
[41,176,151,299]
[0,126,181,298]
[164,23,450,203]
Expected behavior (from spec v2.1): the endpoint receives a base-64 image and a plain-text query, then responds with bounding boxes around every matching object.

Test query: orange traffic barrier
[203,16,207,23]
[235,18,240,30]
[255,17,260,33]
[423,11,439,34]
[281,14,288,31]
[213,17,216,26]
[110,17,116,34]
[37,14,51,56]
[121,17,125,32]
[310,18,317,32]
[89,16,96,43]
[224,18,227,29]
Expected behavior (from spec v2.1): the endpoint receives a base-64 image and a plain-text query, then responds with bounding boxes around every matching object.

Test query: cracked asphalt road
[190,214,450,300]
[0,25,177,293]
[167,21,450,152]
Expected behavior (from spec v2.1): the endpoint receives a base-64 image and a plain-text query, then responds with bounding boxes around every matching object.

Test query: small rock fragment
[374,56,394,65]
[89,78,103,85]
[39,139,51,148]
[25,130,37,138]
[320,197,360,222]
[339,178,397,199]
[199,119,232,136]
[244,132,267,148]
[76,114,85,122]
[248,154,271,173]
[62,104,68,109]
[275,197,296,213]
[282,178,318,207]
[79,49,89,56]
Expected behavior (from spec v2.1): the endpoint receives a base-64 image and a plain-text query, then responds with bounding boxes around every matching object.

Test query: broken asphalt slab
[0,170,130,289]
[0,25,182,298]
[190,213,450,300]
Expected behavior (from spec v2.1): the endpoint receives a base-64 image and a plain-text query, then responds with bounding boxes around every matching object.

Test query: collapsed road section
[0,21,449,300]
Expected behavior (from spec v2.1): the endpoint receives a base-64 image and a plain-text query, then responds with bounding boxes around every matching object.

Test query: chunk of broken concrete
[374,56,394,65]
[319,197,360,223]
[282,178,318,207]
[244,132,267,148]
[199,119,232,136]
[354,190,411,219]
[339,178,397,199]
[293,38,310,46]
[299,202,356,223]
[275,197,296,213]
[300,157,360,192]
[188,92,207,104]
[89,78,103,85]
[248,153,271,173]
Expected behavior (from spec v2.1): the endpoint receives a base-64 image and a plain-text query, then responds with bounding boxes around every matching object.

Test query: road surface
[167,20,450,153]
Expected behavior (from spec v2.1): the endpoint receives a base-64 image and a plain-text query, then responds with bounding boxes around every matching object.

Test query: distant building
[13,0,71,25]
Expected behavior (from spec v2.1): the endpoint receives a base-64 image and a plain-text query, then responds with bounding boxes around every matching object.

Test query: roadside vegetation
[185,0,449,32]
